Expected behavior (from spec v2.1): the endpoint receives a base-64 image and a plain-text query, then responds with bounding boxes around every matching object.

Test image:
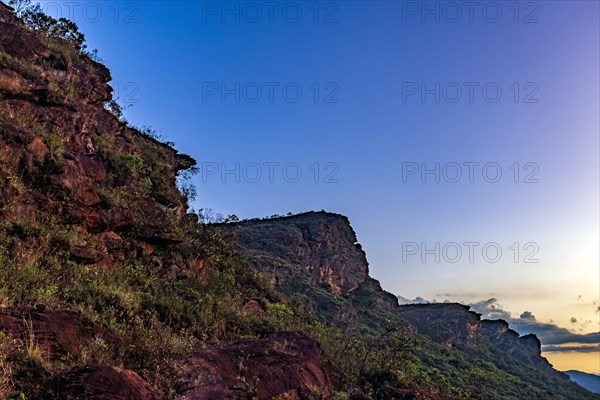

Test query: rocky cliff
[232,212,369,294]
[396,303,555,371]
[0,0,195,268]
[224,211,398,330]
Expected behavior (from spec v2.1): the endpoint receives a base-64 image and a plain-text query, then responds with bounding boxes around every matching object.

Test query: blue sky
[31,0,599,372]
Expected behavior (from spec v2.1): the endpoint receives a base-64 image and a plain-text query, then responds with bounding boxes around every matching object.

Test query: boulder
[60,365,163,400]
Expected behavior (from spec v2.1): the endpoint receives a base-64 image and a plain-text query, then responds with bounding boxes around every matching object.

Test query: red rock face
[396,303,480,346]
[224,213,400,331]
[0,2,196,267]
[0,307,118,361]
[230,212,370,295]
[176,332,332,400]
[60,365,163,400]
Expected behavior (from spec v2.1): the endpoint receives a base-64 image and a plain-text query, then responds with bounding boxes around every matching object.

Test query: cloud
[570,317,578,323]
[520,311,536,321]
[542,345,600,353]
[469,298,512,320]
[514,321,600,345]
[397,295,431,305]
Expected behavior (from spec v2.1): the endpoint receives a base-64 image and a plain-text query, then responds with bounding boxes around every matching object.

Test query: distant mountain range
[566,371,600,394]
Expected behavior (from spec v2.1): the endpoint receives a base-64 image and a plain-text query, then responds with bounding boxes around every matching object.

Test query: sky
[27,0,600,373]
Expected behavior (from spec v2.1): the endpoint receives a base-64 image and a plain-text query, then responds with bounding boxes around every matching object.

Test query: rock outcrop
[223,212,398,330]
[230,212,370,294]
[0,306,117,361]
[60,365,163,400]
[395,303,481,346]
[0,0,195,269]
[176,332,332,400]
[395,303,554,369]
[480,319,550,369]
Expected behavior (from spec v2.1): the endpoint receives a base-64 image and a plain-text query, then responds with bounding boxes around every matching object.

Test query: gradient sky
[29,0,599,373]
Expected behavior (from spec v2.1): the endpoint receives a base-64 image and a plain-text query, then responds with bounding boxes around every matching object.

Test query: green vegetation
[0,214,275,396]
[0,51,41,82]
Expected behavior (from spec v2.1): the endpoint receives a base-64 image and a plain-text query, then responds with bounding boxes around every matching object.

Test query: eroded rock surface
[230,212,370,294]
[177,332,332,400]
[0,306,117,361]
[60,365,163,400]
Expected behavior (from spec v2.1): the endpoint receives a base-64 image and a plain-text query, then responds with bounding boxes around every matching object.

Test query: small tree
[177,168,199,203]
[224,215,239,223]
[7,0,31,15]
[8,0,87,52]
